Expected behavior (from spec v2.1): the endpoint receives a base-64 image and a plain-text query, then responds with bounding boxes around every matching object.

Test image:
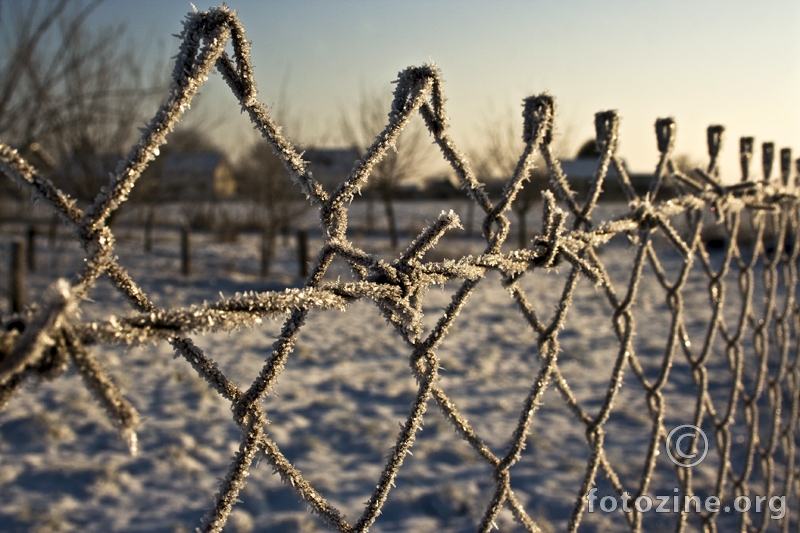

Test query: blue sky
[85,0,799,180]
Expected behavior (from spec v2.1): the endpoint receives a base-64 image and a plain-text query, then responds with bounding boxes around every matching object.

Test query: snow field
[0,199,796,532]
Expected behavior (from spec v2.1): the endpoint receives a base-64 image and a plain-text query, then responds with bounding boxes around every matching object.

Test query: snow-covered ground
[0,199,796,532]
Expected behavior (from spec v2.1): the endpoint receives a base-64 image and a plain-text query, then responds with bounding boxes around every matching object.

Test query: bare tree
[672,153,705,174]
[0,0,161,206]
[236,140,310,276]
[575,138,601,159]
[234,81,312,275]
[341,88,431,249]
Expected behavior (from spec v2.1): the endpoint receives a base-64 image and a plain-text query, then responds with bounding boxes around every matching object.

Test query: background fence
[0,6,798,532]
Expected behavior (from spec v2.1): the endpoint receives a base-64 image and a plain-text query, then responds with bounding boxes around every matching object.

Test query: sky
[84,0,800,180]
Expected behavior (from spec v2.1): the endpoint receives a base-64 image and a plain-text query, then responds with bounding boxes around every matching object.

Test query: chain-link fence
[0,6,798,532]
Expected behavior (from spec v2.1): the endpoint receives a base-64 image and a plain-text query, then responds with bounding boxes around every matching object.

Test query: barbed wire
[0,5,797,532]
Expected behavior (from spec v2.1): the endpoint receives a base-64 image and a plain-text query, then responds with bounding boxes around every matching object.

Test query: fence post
[48,214,58,246]
[26,225,36,272]
[280,221,290,247]
[181,226,190,276]
[11,239,24,313]
[296,229,308,278]
[465,200,474,238]
[144,208,154,253]
[260,226,272,278]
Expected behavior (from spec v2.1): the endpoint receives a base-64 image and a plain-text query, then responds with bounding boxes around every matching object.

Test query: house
[304,147,360,192]
[159,152,236,201]
[48,150,237,204]
[558,158,666,200]
[423,174,461,199]
[476,157,668,202]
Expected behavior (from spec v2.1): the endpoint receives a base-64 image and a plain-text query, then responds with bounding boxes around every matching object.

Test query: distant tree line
[0,0,693,260]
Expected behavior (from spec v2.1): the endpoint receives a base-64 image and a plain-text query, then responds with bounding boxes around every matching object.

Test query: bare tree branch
[0,0,163,204]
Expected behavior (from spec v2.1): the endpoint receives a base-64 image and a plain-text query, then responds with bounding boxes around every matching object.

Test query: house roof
[162,152,227,174]
[304,148,359,170]
[559,158,628,179]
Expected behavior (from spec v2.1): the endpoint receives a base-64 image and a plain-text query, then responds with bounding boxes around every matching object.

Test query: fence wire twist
[0,6,798,532]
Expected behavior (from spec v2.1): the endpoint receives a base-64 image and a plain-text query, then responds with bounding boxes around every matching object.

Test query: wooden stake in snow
[296,229,308,278]
[26,225,36,272]
[144,208,154,253]
[181,226,190,276]
[260,226,273,278]
[11,239,24,313]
